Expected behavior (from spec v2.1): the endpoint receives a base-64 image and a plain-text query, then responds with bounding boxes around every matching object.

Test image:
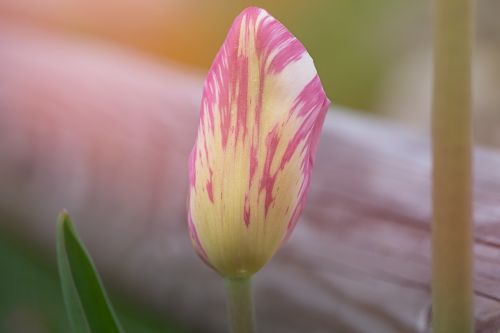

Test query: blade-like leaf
[56,210,124,333]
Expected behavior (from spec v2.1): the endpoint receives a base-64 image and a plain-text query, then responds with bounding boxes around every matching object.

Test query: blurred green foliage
[0,231,188,333]
[177,0,424,112]
[243,0,422,111]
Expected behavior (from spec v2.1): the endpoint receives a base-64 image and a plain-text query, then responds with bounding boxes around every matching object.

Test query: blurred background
[0,0,499,332]
[2,0,498,144]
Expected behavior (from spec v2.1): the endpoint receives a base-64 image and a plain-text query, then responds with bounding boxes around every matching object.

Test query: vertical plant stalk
[432,0,474,331]
[224,278,256,333]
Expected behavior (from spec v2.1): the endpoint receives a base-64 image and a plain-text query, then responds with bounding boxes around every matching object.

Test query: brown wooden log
[1,22,499,333]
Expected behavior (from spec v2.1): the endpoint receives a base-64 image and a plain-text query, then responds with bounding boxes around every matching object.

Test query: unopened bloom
[188,7,330,278]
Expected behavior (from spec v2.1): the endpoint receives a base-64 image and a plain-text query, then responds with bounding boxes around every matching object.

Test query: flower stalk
[225,278,256,333]
[431,0,474,331]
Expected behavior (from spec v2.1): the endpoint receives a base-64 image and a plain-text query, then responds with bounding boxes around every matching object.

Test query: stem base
[224,278,256,333]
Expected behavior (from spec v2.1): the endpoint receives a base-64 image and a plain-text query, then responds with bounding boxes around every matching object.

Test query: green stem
[432,0,474,331]
[224,278,256,333]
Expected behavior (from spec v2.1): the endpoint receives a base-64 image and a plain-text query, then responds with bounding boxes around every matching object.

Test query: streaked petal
[188,7,330,278]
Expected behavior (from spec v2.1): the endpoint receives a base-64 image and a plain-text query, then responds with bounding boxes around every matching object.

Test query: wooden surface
[1,22,500,333]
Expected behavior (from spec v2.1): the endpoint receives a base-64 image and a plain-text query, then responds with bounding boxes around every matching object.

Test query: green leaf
[56,210,124,333]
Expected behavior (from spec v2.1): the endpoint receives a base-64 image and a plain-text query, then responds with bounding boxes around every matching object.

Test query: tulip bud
[188,7,330,278]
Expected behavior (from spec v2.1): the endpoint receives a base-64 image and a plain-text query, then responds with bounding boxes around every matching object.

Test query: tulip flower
[188,7,330,332]
[188,6,330,278]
